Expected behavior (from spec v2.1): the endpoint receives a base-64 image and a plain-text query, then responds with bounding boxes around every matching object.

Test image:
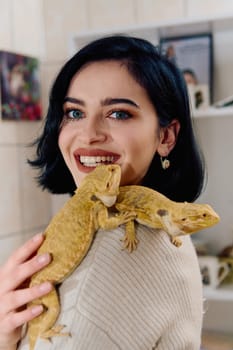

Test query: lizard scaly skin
[114,185,220,251]
[27,164,220,348]
[27,164,133,350]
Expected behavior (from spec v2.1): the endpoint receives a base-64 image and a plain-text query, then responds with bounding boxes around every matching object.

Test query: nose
[79,118,108,145]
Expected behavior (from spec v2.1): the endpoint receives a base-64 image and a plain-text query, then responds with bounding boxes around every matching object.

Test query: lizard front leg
[92,202,137,251]
[156,209,183,247]
[120,220,139,252]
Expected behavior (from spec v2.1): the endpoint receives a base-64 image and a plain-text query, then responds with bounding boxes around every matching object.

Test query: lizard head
[82,164,121,207]
[174,202,220,235]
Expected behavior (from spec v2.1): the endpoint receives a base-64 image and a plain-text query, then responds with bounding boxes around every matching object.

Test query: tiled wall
[1,0,233,264]
[0,0,50,264]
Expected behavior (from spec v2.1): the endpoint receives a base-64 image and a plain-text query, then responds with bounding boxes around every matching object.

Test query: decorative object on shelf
[160,33,213,104]
[214,94,233,108]
[0,50,42,121]
[218,243,233,284]
[218,257,233,284]
[198,255,230,289]
[187,83,210,111]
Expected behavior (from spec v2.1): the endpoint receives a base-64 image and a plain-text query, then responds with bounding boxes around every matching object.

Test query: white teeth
[79,155,115,167]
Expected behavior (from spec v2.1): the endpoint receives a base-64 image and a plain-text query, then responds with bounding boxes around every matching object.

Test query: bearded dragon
[114,185,220,252]
[27,164,134,350]
[28,165,220,348]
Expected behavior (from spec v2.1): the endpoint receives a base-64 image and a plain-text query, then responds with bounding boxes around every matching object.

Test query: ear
[157,119,180,157]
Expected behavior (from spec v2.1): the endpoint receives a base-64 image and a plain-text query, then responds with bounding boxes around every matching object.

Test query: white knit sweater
[18,225,203,350]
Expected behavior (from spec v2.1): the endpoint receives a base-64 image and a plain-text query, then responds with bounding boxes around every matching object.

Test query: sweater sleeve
[18,225,203,350]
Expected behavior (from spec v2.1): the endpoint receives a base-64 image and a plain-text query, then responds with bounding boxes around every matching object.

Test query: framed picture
[160,33,213,104]
[0,50,42,121]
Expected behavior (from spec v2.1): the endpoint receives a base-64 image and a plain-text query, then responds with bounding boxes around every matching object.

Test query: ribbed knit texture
[18,225,203,350]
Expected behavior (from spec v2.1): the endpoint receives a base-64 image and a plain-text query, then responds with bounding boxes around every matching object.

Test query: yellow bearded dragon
[115,185,220,251]
[27,164,220,349]
[27,164,134,350]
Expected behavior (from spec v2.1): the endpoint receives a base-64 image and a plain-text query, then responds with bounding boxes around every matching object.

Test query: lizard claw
[121,236,139,253]
[121,211,137,223]
[171,236,182,247]
[41,324,71,341]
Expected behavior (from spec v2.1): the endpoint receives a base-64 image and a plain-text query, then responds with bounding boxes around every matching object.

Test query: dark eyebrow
[63,96,139,108]
[101,98,139,108]
[63,97,85,105]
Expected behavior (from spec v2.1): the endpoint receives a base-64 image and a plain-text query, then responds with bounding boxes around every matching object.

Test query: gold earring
[160,156,170,170]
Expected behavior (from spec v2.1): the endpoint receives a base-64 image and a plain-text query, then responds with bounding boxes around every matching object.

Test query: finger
[1,282,52,315]
[2,304,44,333]
[0,327,21,348]
[5,233,45,268]
[1,253,51,294]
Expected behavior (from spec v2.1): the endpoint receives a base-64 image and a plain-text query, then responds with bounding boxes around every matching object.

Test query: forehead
[68,61,136,88]
[66,60,149,102]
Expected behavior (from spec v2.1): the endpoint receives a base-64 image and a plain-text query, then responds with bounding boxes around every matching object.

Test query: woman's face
[58,60,169,187]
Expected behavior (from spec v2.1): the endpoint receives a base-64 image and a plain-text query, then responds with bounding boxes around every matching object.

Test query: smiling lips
[74,148,120,172]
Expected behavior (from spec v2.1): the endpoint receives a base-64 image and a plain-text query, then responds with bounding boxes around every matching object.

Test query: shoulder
[66,226,203,349]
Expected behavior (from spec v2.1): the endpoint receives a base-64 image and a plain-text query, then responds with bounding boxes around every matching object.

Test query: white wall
[0,0,51,264]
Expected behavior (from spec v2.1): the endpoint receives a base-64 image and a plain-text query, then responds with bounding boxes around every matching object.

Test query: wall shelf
[70,13,233,53]
[193,106,233,119]
[203,284,233,301]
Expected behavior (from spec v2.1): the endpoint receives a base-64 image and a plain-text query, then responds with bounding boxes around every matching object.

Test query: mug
[198,255,230,289]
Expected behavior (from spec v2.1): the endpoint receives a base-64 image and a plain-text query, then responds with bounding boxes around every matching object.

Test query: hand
[0,233,52,349]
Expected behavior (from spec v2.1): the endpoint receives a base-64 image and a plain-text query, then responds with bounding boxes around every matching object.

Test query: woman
[0,35,205,349]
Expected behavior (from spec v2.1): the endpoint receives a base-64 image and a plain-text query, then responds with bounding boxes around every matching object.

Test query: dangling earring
[160,156,170,170]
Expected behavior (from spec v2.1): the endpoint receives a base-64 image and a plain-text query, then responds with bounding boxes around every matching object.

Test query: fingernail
[32,233,43,242]
[37,253,50,264]
[39,282,52,292]
[31,305,43,315]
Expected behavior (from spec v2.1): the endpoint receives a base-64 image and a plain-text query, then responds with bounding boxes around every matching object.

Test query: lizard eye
[181,218,186,221]
[202,213,207,217]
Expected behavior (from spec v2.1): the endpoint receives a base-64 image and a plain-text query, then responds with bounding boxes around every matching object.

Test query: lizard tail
[28,287,60,350]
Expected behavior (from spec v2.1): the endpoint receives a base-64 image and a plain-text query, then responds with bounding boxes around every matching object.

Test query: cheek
[127,128,159,158]
[58,126,71,153]
[58,129,71,167]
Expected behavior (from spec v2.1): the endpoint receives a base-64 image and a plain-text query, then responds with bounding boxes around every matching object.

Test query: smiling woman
[0,35,205,350]
[59,60,163,186]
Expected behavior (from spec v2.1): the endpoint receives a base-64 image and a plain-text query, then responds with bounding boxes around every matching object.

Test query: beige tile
[0,233,22,265]
[40,62,63,114]
[0,226,47,265]
[12,0,45,58]
[0,122,17,144]
[16,120,44,145]
[51,193,69,216]
[0,0,12,50]
[88,0,136,30]
[0,120,43,146]
[187,0,233,17]
[0,146,21,235]
[18,145,52,231]
[43,0,88,61]
[136,0,184,24]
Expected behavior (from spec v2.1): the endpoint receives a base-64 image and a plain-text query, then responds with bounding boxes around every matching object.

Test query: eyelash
[108,109,133,120]
[64,108,84,120]
[63,108,133,122]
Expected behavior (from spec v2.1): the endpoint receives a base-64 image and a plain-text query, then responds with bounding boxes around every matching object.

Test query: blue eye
[66,109,84,120]
[110,110,132,120]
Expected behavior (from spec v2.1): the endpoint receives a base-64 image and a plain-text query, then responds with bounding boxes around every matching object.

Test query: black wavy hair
[29,34,205,202]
